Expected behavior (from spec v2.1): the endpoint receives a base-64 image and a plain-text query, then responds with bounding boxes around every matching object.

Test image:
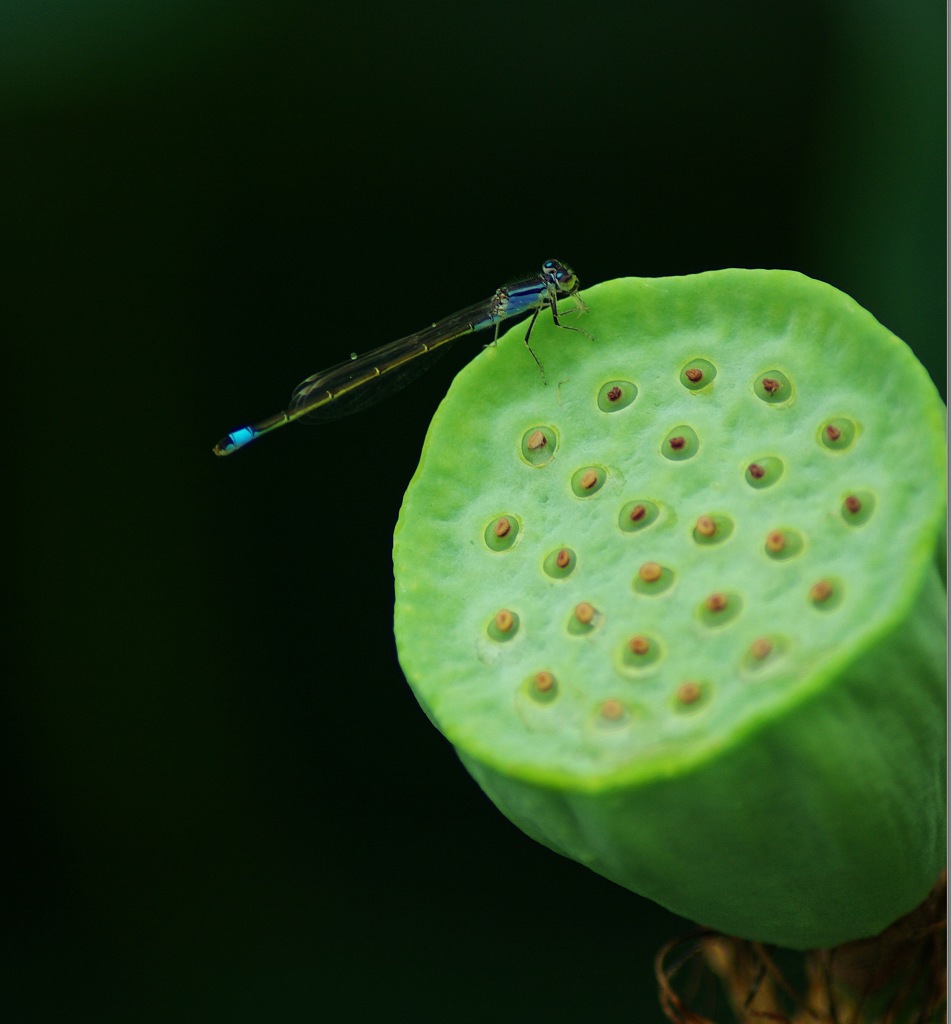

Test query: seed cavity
[619,500,660,533]
[692,513,734,545]
[543,546,576,579]
[841,491,875,526]
[571,466,606,497]
[820,417,857,451]
[750,637,772,660]
[568,601,600,636]
[662,425,700,461]
[520,425,557,466]
[743,635,787,671]
[745,457,784,489]
[699,591,742,626]
[680,359,717,391]
[523,670,558,704]
[599,698,627,723]
[755,370,792,404]
[634,563,674,595]
[809,579,842,608]
[488,609,520,642]
[484,515,519,551]
[534,671,555,692]
[764,528,804,560]
[674,681,706,708]
[696,515,716,537]
[574,602,595,624]
[621,633,662,671]
[597,380,638,412]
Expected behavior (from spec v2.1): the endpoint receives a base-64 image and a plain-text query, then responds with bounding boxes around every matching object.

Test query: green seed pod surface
[392,270,947,950]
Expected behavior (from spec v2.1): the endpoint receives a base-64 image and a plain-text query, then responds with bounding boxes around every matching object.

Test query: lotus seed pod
[392,270,946,950]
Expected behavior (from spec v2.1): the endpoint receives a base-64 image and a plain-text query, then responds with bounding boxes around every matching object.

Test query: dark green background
[4,1,944,1020]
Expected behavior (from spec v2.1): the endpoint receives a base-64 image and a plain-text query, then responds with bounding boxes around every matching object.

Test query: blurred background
[3,0,944,1020]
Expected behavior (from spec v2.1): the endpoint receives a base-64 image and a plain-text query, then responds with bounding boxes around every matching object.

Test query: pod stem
[655,872,947,1023]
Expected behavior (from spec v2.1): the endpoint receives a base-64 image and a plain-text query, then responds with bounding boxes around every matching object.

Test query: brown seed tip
[629,503,647,522]
[555,547,572,569]
[628,635,650,655]
[761,377,781,394]
[810,579,834,603]
[696,515,717,537]
[493,516,511,538]
[705,592,728,613]
[676,681,702,705]
[574,602,596,625]
[606,385,623,402]
[748,463,765,479]
[580,469,599,490]
[668,435,686,450]
[494,609,514,633]
[750,637,773,661]
[765,529,786,552]
[600,698,624,721]
[825,424,842,442]
[844,495,862,514]
[534,671,555,693]
[685,368,703,383]
[639,562,663,583]
[526,429,547,451]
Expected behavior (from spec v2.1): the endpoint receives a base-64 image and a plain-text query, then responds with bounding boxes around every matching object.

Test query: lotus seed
[766,530,786,552]
[527,430,547,450]
[574,602,595,625]
[639,562,662,583]
[825,424,841,442]
[696,515,717,537]
[494,517,511,537]
[705,593,728,613]
[676,682,702,705]
[680,359,717,389]
[749,637,773,660]
[844,495,861,514]
[598,380,638,411]
[495,609,514,632]
[669,436,685,450]
[745,457,784,489]
[629,635,650,655]
[534,671,555,693]
[810,579,834,603]
[600,699,624,721]
[761,377,780,394]
[544,547,576,578]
